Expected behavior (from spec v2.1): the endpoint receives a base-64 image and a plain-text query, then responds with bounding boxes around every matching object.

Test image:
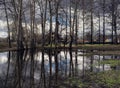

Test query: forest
[0,0,120,50]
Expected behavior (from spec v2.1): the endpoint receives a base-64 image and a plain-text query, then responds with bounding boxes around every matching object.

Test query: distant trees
[111,0,119,44]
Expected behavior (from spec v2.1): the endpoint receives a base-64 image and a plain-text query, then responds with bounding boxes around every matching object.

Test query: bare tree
[54,0,60,47]
[90,0,94,44]
[98,11,101,44]
[74,0,79,45]
[30,0,36,48]
[82,0,85,44]
[17,0,24,49]
[48,0,53,46]
[111,0,118,44]
[102,0,105,44]
[4,0,11,48]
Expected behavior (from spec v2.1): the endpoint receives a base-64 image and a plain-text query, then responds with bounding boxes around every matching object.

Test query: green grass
[59,77,84,88]
[0,43,120,52]
[60,70,120,88]
[99,59,120,67]
[92,70,120,88]
[59,59,120,88]
[43,44,120,51]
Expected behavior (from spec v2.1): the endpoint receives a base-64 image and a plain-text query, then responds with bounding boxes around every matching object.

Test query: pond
[0,49,120,88]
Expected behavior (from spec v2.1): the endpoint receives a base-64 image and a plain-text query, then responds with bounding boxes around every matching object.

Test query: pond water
[0,49,120,88]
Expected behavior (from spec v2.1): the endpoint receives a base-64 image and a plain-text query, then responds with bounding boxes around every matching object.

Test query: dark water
[0,49,120,88]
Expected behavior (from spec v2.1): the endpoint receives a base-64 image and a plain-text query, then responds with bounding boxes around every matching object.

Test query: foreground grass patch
[60,70,120,88]
[92,70,120,88]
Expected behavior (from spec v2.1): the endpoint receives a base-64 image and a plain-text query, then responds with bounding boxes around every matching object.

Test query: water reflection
[0,52,8,64]
[0,49,120,88]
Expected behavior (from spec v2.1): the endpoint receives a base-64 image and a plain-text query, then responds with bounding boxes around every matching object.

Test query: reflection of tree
[90,54,94,72]
[48,49,52,87]
[69,50,74,77]
[4,51,11,88]
[14,50,24,88]
[54,49,58,85]
[30,48,35,88]
[41,49,46,88]
[64,49,68,76]
[82,50,85,77]
[75,49,78,76]
[1,49,113,88]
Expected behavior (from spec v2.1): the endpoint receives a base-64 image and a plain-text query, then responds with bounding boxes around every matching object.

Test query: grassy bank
[59,59,120,88]
[0,43,120,52]
[59,70,120,88]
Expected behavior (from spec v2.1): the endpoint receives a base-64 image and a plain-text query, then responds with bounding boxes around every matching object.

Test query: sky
[0,20,8,38]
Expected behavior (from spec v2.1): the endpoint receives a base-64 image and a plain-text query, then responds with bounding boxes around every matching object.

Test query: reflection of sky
[0,52,8,76]
[34,51,112,75]
[0,52,8,64]
[0,51,117,80]
[0,20,8,38]
[47,16,70,26]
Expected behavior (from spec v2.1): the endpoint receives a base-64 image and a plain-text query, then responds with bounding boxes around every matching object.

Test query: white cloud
[0,32,8,38]
[0,20,7,31]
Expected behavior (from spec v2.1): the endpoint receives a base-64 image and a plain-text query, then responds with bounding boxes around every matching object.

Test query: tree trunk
[103,0,105,44]
[17,0,24,50]
[82,0,85,44]
[90,0,94,44]
[4,0,11,48]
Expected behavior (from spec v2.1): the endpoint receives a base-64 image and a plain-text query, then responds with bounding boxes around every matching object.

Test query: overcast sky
[0,20,8,38]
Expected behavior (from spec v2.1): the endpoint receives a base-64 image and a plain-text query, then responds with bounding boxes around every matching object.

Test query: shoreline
[0,44,120,52]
